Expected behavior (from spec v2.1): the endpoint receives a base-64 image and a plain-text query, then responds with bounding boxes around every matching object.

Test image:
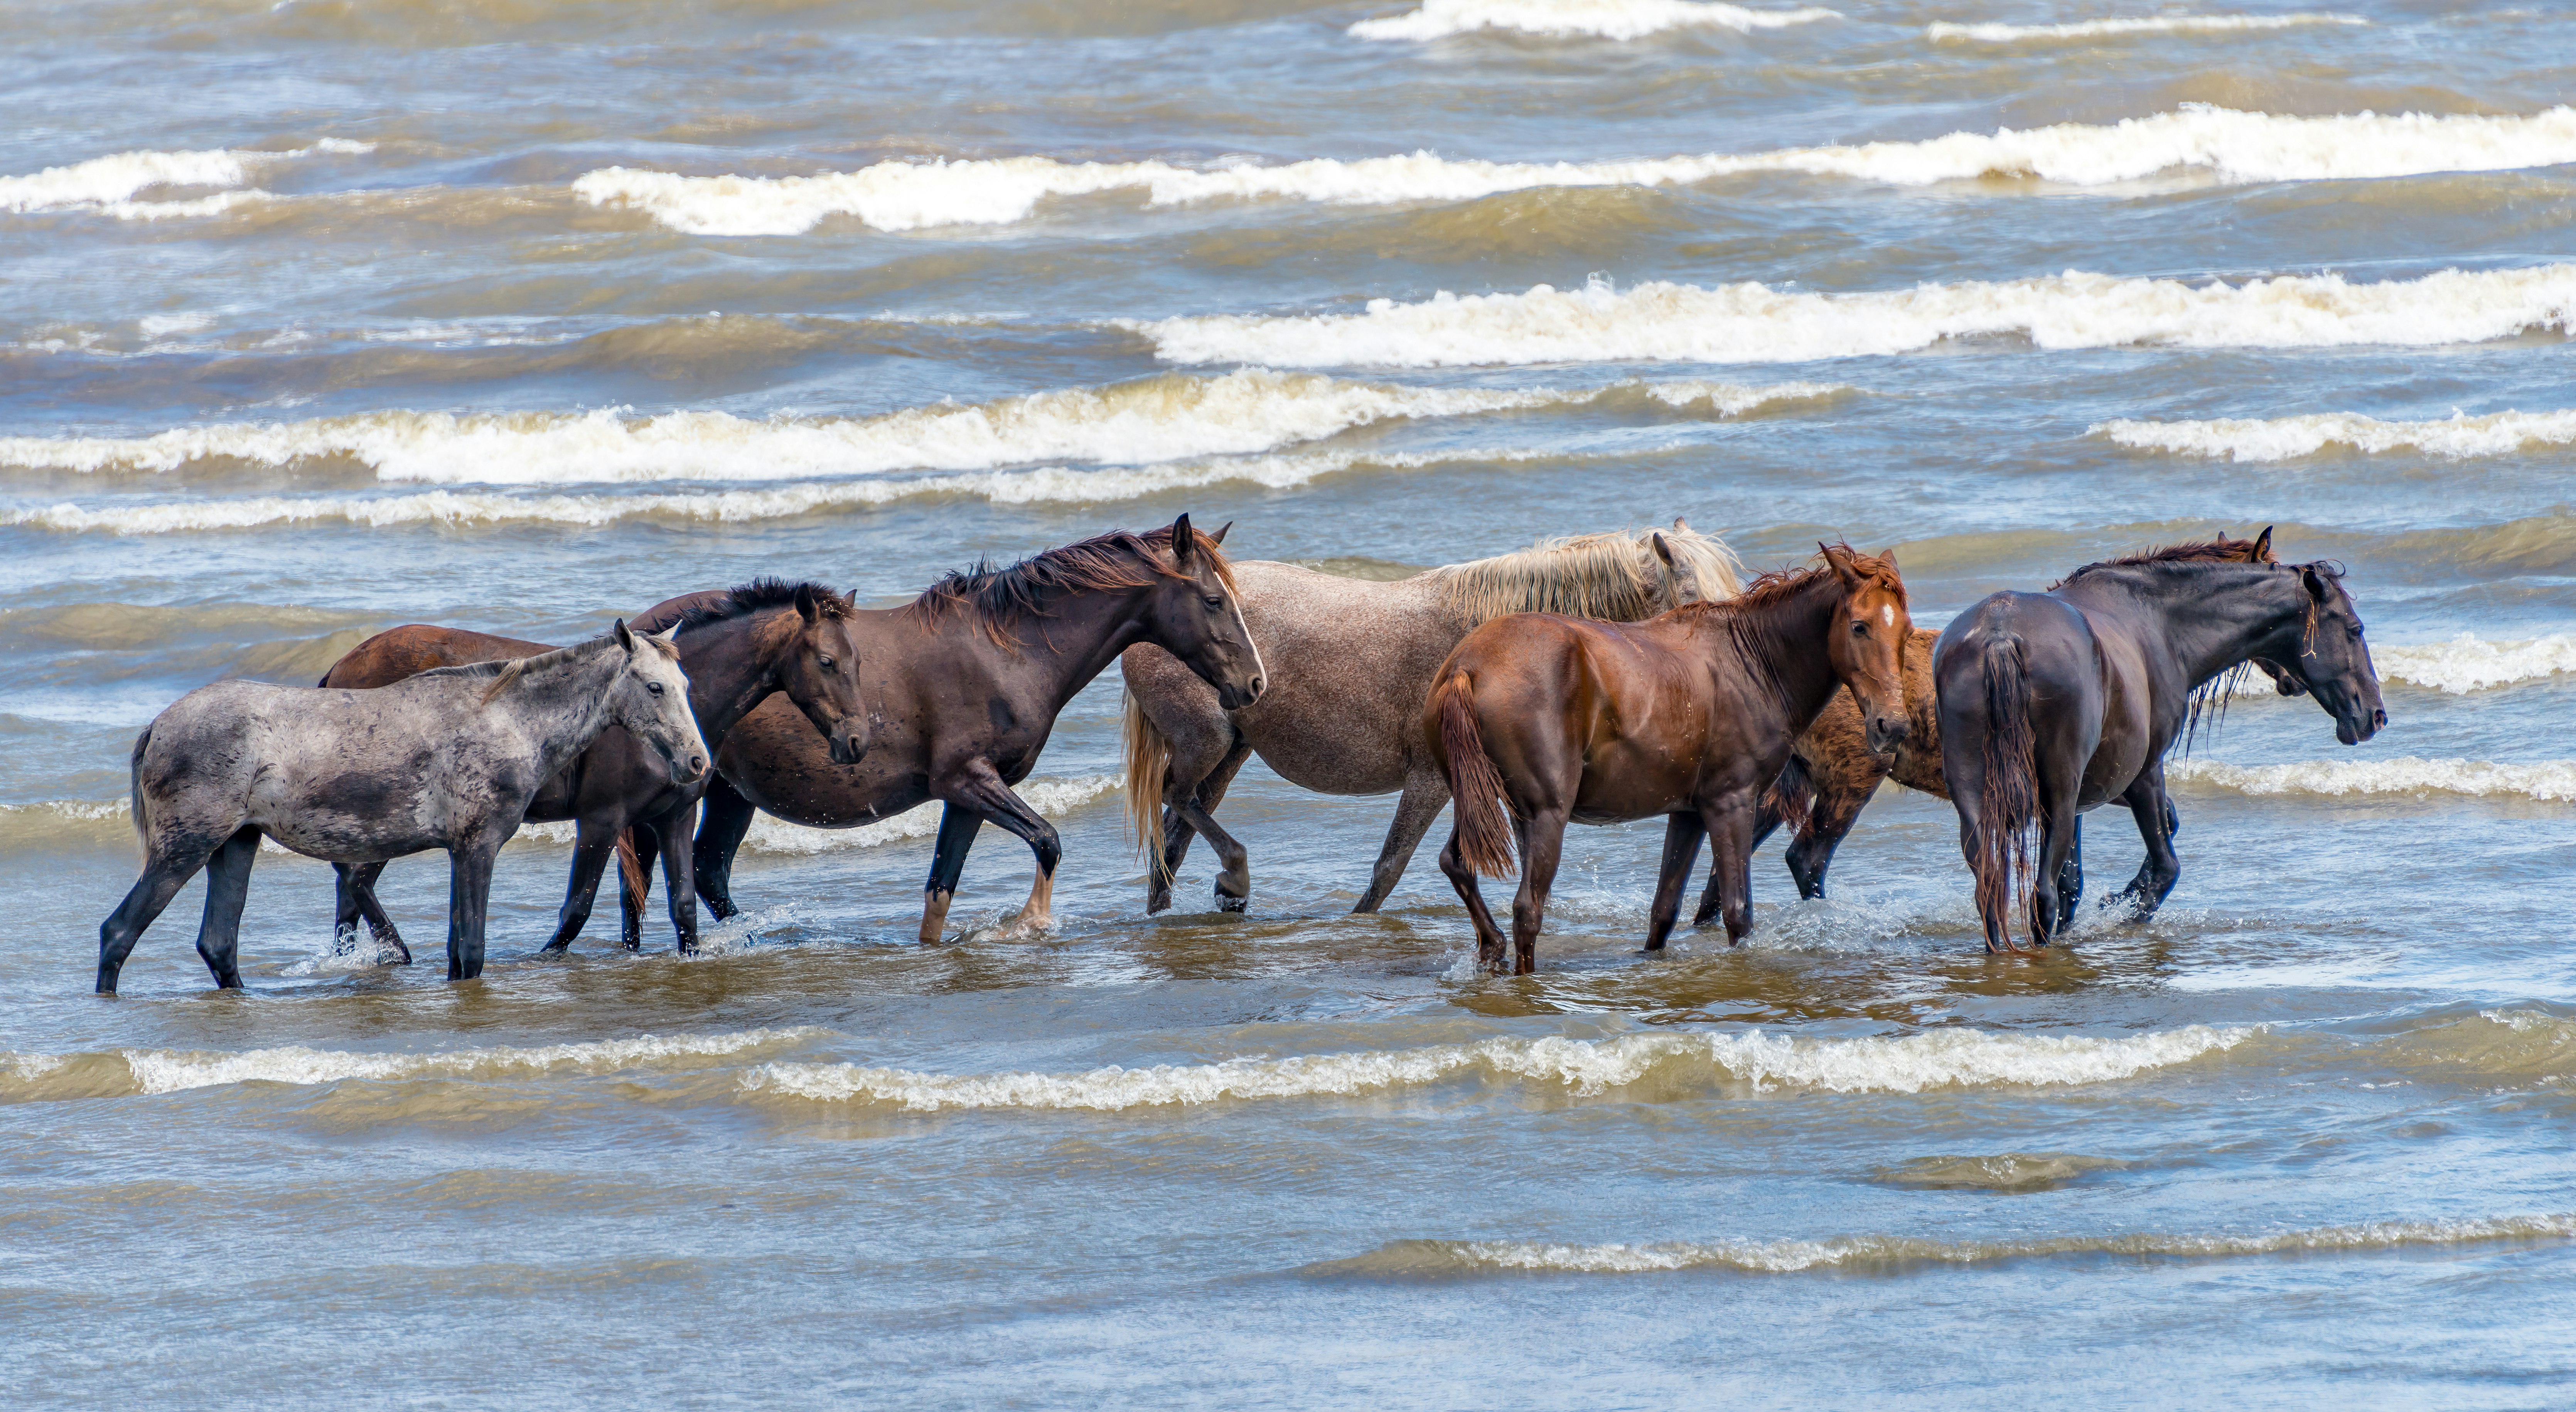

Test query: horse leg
[343,860,410,965]
[920,803,984,944]
[1510,809,1566,975]
[2112,767,2182,920]
[2029,794,2082,950]
[192,826,261,990]
[447,842,498,982]
[544,822,619,954]
[1189,739,1256,912]
[334,862,366,956]
[1646,811,1707,952]
[1149,729,1241,916]
[1701,796,1759,946]
[655,801,702,954]
[1435,831,1508,972]
[620,824,660,952]
[1705,757,1800,925]
[97,832,225,995]
[691,775,757,921]
[1355,770,1451,914]
[2055,818,2084,931]
[932,766,1064,938]
[1784,760,1881,903]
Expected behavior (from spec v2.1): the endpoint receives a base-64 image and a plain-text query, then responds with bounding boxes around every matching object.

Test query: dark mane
[1666,543,1907,623]
[638,578,852,635]
[902,526,1237,647]
[2049,533,2276,590]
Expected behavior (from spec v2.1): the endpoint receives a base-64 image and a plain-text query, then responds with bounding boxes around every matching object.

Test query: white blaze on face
[1881,605,1895,626]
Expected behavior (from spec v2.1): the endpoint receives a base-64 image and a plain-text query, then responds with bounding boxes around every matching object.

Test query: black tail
[1971,639,2040,949]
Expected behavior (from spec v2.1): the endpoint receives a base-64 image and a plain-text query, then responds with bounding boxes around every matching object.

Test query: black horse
[1934,538,2385,953]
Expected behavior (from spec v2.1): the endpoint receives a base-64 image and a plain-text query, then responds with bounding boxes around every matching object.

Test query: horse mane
[1664,544,1905,710]
[641,577,853,635]
[903,525,1237,648]
[414,631,673,706]
[2048,532,2277,590]
[1420,524,1746,622]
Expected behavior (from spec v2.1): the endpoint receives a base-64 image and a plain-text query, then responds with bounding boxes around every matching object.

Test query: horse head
[2274,562,2385,744]
[769,583,869,766]
[1820,543,1913,754]
[610,619,710,784]
[1145,513,1266,711]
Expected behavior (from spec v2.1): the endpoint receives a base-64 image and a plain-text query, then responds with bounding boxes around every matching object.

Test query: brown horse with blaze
[1425,543,1912,973]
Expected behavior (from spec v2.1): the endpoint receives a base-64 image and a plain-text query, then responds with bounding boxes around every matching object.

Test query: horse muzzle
[1865,715,1910,755]
[826,720,868,766]
[671,751,708,786]
[2337,706,2387,746]
[1217,676,1264,711]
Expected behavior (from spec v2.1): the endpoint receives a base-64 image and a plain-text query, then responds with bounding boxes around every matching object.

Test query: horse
[1721,529,2292,919]
[1427,545,1912,974]
[1935,537,2384,954]
[688,515,1264,944]
[317,580,869,960]
[1121,521,1743,916]
[97,622,705,992]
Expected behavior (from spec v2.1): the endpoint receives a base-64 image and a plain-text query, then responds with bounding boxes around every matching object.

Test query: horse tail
[1433,669,1517,878]
[127,727,153,865]
[1972,637,2040,946]
[1763,751,1815,838]
[615,827,649,909]
[1122,689,1173,878]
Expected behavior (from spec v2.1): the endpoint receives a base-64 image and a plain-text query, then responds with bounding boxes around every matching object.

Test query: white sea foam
[0,1028,822,1100]
[1320,1213,2576,1276]
[2171,757,2576,803]
[1925,13,2365,45]
[1351,0,1837,42]
[573,108,2576,235]
[0,140,371,220]
[2374,634,2576,694]
[1138,265,2576,368]
[0,371,1824,486]
[745,1024,2250,1111]
[2094,407,2576,462]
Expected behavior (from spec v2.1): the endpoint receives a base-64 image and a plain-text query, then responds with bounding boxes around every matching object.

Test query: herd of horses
[95,512,2387,993]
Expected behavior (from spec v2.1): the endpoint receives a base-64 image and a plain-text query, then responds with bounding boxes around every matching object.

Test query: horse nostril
[689,756,705,774]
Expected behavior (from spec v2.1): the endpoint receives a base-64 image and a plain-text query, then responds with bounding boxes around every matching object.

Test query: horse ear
[654,624,682,644]
[1650,531,1677,567]
[614,618,636,653]
[2302,564,2329,601]
[1672,516,1691,534]
[794,582,822,625]
[2252,525,2274,561]
[1819,541,1856,584]
[1171,513,1195,567]
[1211,520,1232,545]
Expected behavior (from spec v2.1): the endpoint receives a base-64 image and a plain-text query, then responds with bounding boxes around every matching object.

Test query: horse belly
[1568,741,1698,824]
[251,769,443,863]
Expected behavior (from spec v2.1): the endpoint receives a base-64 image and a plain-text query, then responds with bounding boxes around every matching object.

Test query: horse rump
[1431,670,1516,878]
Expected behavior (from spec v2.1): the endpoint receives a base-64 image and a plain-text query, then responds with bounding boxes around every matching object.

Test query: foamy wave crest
[1309,1214,2576,1277]
[2095,408,2576,462]
[1351,0,1837,42]
[2172,757,2576,803]
[0,140,371,220]
[0,1027,824,1103]
[2372,635,2576,694]
[1926,13,2365,45]
[0,372,1818,486]
[1139,265,2576,368]
[745,1024,2249,1111]
[575,109,2576,234]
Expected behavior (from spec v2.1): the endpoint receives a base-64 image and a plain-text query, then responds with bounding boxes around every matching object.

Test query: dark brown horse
[1426,545,1912,973]
[317,580,869,958]
[687,515,1264,943]
[1724,529,2291,919]
[1935,536,2384,953]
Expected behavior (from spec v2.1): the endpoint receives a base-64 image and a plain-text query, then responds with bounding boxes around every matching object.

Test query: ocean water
[5,0,2576,1405]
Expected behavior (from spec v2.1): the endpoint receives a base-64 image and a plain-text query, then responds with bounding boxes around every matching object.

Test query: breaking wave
[2170,757,2576,803]
[1925,13,2366,46]
[0,372,1833,485]
[0,140,371,221]
[1350,0,1838,42]
[743,1024,2252,1111]
[1136,265,2576,368]
[2094,408,2576,461]
[572,107,2576,235]
[2373,634,2576,694]
[1306,1214,2576,1277]
[0,1027,825,1104]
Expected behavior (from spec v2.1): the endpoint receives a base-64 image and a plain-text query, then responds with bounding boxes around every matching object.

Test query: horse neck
[977,580,1163,714]
[674,609,786,741]
[494,643,627,777]
[2073,565,2308,689]
[1711,574,1847,729]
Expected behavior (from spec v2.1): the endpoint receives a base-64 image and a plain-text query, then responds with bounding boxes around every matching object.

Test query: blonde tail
[1123,689,1175,881]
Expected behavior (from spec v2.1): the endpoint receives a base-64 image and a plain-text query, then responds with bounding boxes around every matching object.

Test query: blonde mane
[1418,521,1745,623]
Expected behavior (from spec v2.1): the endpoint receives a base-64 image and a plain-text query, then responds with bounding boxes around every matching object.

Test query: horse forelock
[903,526,1236,647]
[1426,524,1745,624]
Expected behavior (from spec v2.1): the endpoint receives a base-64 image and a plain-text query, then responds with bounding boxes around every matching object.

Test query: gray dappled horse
[1121,521,1743,915]
[97,622,706,992]
[1935,542,2386,954]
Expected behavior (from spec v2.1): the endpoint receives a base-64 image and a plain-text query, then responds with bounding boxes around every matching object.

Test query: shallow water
[5,0,2576,1405]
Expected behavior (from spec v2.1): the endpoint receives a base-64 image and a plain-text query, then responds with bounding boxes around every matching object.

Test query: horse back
[320,624,555,689]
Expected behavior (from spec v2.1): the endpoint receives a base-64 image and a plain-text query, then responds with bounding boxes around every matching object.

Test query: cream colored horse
[1121,521,1743,914]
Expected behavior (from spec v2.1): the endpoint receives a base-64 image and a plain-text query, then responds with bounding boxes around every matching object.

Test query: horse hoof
[1217,896,1247,914]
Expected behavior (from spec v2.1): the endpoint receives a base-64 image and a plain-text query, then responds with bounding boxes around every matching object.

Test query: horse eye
[647,681,665,696]
[818,655,836,671]
[1850,621,1869,637]
[1204,595,1223,609]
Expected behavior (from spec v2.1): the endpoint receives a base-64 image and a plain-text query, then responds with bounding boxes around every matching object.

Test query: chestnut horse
[317,581,868,958]
[1936,538,2384,953]
[1722,529,2291,919]
[1427,545,1912,973]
